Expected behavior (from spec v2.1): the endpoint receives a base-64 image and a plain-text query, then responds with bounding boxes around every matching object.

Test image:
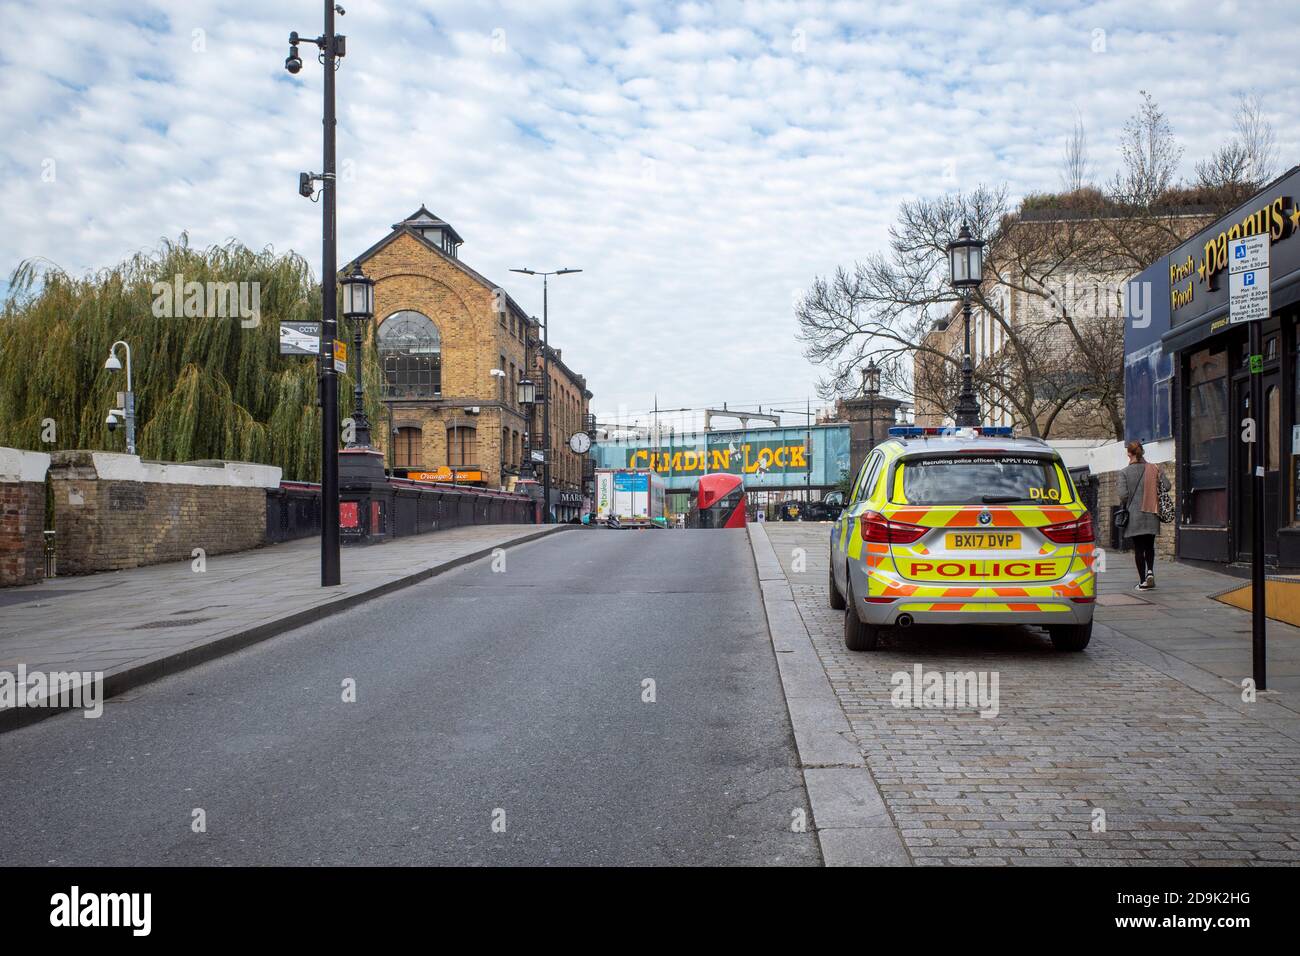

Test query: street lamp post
[863,360,881,451]
[517,377,537,480]
[284,2,349,587]
[103,340,136,455]
[510,267,582,524]
[947,222,985,427]
[341,263,375,449]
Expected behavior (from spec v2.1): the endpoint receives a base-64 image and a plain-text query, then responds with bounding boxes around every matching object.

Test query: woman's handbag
[1157,480,1175,524]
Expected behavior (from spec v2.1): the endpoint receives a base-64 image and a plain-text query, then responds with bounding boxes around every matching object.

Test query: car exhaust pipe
[896,613,913,629]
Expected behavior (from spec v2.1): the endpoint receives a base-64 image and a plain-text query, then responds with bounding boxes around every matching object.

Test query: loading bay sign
[1229,234,1270,324]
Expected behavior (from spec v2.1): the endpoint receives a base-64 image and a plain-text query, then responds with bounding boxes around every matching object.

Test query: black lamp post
[863,360,881,451]
[517,376,537,479]
[341,262,374,449]
[510,267,582,523]
[284,2,349,586]
[947,222,985,427]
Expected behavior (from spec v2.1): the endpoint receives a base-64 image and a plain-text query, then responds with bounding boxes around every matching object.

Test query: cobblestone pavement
[766,523,1300,866]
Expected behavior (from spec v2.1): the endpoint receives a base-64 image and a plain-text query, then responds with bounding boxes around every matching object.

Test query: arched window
[378,311,441,398]
[394,427,422,468]
[448,426,477,468]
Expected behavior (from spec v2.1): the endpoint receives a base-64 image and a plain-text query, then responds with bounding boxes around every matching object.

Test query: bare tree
[1111,90,1182,207]
[1193,92,1277,210]
[797,89,1254,441]
[1194,140,1253,191]
[1235,91,1277,185]
[795,186,1128,439]
[1060,110,1093,193]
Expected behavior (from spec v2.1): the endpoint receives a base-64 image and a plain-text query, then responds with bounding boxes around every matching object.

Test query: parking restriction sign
[1229,234,1270,323]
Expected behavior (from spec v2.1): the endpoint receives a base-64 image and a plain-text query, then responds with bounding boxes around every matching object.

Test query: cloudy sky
[2,0,1296,429]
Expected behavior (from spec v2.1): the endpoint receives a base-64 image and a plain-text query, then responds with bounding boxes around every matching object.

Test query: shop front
[1139,165,1300,568]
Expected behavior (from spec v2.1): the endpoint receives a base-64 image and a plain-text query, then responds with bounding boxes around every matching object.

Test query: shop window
[1292,333,1300,525]
[1267,385,1280,472]
[1186,347,1228,526]
[448,426,477,467]
[379,311,441,398]
[394,427,422,468]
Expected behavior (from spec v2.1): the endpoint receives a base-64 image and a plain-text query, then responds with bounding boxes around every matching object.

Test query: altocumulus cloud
[1,0,1297,418]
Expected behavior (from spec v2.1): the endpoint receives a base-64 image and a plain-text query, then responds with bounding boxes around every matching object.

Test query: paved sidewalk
[1,524,570,731]
[1094,555,1300,709]
[759,522,1300,866]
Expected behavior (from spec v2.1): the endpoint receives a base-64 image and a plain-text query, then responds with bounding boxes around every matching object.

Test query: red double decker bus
[687,473,746,528]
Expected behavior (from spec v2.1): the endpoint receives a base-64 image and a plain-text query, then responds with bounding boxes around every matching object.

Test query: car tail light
[860,510,927,544]
[1070,596,1095,603]
[1041,513,1094,544]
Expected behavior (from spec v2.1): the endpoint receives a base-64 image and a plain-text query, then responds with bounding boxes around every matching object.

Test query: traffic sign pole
[1249,318,1267,691]
[1230,233,1269,691]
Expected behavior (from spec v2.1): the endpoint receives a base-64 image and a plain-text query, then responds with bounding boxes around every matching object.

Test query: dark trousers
[1132,534,1156,581]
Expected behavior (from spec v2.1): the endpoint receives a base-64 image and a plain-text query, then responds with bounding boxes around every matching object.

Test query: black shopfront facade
[1137,166,1300,569]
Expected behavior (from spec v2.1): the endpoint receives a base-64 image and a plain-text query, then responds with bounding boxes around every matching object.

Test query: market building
[1126,165,1300,568]
[348,207,593,520]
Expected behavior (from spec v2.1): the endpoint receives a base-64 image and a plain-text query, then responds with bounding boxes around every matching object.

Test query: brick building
[349,207,592,518]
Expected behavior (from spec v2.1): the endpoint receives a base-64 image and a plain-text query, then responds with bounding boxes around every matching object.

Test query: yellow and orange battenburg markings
[840,467,1096,608]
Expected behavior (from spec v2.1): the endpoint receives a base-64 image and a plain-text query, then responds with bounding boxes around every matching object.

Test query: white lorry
[594,468,666,528]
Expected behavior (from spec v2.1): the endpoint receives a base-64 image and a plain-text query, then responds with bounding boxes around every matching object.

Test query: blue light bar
[888,426,1015,438]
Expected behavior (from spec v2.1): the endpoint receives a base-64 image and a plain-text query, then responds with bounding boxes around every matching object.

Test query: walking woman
[1118,440,1170,590]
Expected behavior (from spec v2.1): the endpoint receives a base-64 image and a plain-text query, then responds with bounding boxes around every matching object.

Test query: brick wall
[48,451,279,575]
[0,448,51,587]
[0,482,46,586]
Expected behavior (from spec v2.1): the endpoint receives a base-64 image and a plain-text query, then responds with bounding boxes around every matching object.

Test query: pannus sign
[1169,174,1300,323]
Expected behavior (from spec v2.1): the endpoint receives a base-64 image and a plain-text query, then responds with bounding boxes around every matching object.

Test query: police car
[829,426,1096,652]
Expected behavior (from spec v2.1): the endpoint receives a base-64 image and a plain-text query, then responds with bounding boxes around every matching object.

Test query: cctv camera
[299,172,314,198]
[105,413,118,431]
[285,45,302,73]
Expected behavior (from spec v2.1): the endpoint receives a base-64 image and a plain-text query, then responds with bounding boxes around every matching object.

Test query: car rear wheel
[1049,621,1092,652]
[828,563,846,610]
[843,573,880,652]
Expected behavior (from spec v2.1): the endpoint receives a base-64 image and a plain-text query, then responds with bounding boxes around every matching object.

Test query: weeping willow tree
[0,236,382,482]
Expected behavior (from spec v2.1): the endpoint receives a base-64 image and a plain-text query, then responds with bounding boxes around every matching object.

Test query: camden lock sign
[626,437,810,477]
[1169,174,1300,328]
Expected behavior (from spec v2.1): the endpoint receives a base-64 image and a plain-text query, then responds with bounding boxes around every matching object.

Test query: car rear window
[895,454,1070,505]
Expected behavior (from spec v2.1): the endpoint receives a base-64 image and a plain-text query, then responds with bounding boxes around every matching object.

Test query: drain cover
[136,618,212,629]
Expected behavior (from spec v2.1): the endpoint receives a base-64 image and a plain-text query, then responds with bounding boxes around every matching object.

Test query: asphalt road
[0,528,819,866]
